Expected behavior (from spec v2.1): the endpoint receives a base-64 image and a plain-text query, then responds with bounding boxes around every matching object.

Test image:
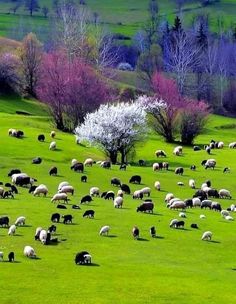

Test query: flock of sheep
[0,130,235,265]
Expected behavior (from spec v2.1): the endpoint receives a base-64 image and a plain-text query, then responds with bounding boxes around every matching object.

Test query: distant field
[0,0,236,39]
[0,95,236,304]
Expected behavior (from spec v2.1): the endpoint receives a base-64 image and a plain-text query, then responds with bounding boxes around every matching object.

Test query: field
[1,0,236,38]
[0,96,236,304]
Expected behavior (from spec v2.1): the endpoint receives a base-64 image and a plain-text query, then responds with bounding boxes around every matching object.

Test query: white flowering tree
[75,101,147,164]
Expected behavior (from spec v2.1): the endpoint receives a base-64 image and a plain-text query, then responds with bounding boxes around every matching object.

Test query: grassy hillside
[0,0,236,38]
[0,96,236,304]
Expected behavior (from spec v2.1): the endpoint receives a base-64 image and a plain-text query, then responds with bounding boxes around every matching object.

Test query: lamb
[141,187,151,197]
[15,216,26,226]
[38,134,45,142]
[201,231,212,241]
[50,131,56,138]
[59,185,74,195]
[39,229,47,244]
[51,193,68,204]
[80,195,93,204]
[99,225,110,236]
[49,141,56,150]
[133,190,143,200]
[154,181,161,191]
[81,175,87,182]
[173,146,183,156]
[219,189,232,199]
[189,179,195,189]
[152,163,160,171]
[90,187,100,197]
[84,158,94,167]
[24,246,36,258]
[8,225,16,236]
[155,150,166,157]
[33,185,48,197]
[114,196,123,208]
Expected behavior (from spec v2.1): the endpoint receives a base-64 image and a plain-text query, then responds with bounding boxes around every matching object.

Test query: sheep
[163,162,169,170]
[33,185,48,197]
[51,193,68,204]
[169,201,186,210]
[48,225,56,234]
[152,163,160,171]
[59,185,74,196]
[141,187,151,197]
[173,146,183,156]
[90,187,100,197]
[8,225,16,236]
[83,254,92,264]
[217,141,224,149]
[62,214,73,224]
[11,173,28,184]
[175,167,184,175]
[205,159,216,170]
[71,162,84,172]
[223,167,230,173]
[58,181,69,191]
[49,141,56,150]
[179,212,186,218]
[83,210,95,218]
[165,193,174,203]
[221,210,230,217]
[230,204,236,212]
[38,134,45,142]
[193,146,201,151]
[189,179,195,189]
[111,177,121,187]
[81,175,87,182]
[155,150,166,157]
[184,199,193,208]
[224,215,234,221]
[39,229,47,244]
[132,226,139,239]
[154,181,161,191]
[104,191,115,200]
[50,131,56,138]
[71,159,78,167]
[35,227,43,240]
[15,216,26,226]
[219,189,232,199]
[169,198,182,206]
[100,161,111,169]
[177,182,184,186]
[51,213,60,223]
[117,189,124,197]
[99,225,110,236]
[205,146,211,155]
[24,246,36,258]
[81,195,93,204]
[201,200,212,209]
[190,165,196,170]
[129,175,141,184]
[169,219,179,228]
[133,190,143,200]
[200,214,206,219]
[75,251,90,265]
[4,190,14,199]
[114,196,123,208]
[201,231,212,241]
[32,157,42,164]
[49,167,57,176]
[84,158,94,167]
[150,226,156,237]
[229,142,236,149]
[191,223,198,229]
[211,202,222,212]
[120,184,131,194]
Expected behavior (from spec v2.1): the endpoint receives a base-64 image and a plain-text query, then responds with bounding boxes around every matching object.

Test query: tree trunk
[109,151,118,164]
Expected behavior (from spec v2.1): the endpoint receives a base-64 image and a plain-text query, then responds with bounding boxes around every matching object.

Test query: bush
[119,87,135,102]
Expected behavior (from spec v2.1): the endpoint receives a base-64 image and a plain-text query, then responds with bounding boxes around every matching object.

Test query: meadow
[0,96,236,304]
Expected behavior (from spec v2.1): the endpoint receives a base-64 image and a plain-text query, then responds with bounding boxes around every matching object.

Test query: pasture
[0,97,236,304]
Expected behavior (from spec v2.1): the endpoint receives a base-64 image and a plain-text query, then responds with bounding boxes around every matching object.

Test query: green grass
[0,96,236,303]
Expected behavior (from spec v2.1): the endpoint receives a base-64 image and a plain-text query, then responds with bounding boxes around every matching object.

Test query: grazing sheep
[201,200,212,209]
[71,159,78,167]
[221,209,230,217]
[114,196,123,208]
[8,225,16,236]
[191,223,198,229]
[8,169,21,177]
[177,182,184,186]
[35,227,43,240]
[50,131,56,138]
[175,167,184,175]
[100,161,111,169]
[224,215,234,221]
[129,175,141,184]
[230,204,236,212]
[34,185,48,197]
[32,157,42,164]
[51,193,68,204]
[49,141,56,151]
[84,158,94,167]
[190,165,196,170]
[133,190,143,200]
[90,187,100,197]
[38,134,45,142]
[48,225,56,234]
[169,198,182,206]
[193,190,207,201]
[154,181,161,191]
[137,201,154,213]
[58,181,69,191]
[51,213,60,223]
[39,229,47,244]
[83,210,95,218]
[165,193,174,203]
[117,189,124,197]
[217,141,224,149]
[175,221,185,228]
[81,175,87,182]
[59,185,74,196]
[155,150,166,157]
[57,204,67,209]
[193,146,201,151]
[205,146,211,154]
[150,226,156,237]
[169,219,178,228]
[120,184,130,195]
[201,231,212,241]
[99,225,110,236]
[189,179,196,189]
[81,195,93,204]
[179,212,186,218]
[0,216,9,227]
[49,167,57,176]
[104,191,115,200]
[223,167,230,173]
[15,216,26,226]
[111,177,121,187]
[229,142,236,149]
[200,214,206,219]
[169,201,186,210]
[205,159,216,170]
[83,254,92,264]
[208,189,219,198]
[75,251,90,265]
[141,187,151,197]
[152,163,159,171]
[184,199,193,208]
[211,202,222,212]
[163,162,169,170]
[132,226,139,239]
[219,189,231,199]
[173,146,183,156]
[72,204,81,210]
[24,246,36,258]
[62,214,73,224]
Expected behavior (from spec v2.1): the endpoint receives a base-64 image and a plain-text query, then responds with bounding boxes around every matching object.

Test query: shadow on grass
[137,237,149,242]
[155,235,165,239]
[2,260,21,263]
[106,235,117,238]
[77,263,100,267]
[209,240,221,244]
[20,225,32,228]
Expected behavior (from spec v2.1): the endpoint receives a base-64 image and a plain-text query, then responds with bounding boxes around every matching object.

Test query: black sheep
[191,223,198,229]
[132,226,139,239]
[49,166,57,176]
[120,184,130,194]
[83,210,95,218]
[81,195,93,204]
[38,134,45,142]
[81,175,87,182]
[48,225,57,234]
[175,221,185,228]
[8,252,14,262]
[190,165,196,170]
[104,192,115,200]
[111,177,121,187]
[62,214,73,224]
[3,191,14,199]
[129,175,141,184]
[75,251,89,265]
[71,162,84,173]
[175,167,184,175]
[32,157,42,164]
[7,169,21,177]
[29,185,37,194]
[10,185,18,194]
[150,226,156,237]
[0,216,9,227]
[51,213,60,223]
[119,164,126,171]
[57,204,67,209]
[137,202,154,213]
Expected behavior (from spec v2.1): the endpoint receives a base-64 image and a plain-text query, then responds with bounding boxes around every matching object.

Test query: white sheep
[229,142,236,149]
[15,216,26,226]
[152,163,159,171]
[35,227,43,240]
[189,179,195,189]
[169,201,186,210]
[50,131,56,138]
[117,189,124,197]
[179,212,186,218]
[221,209,230,217]
[133,190,143,199]
[219,189,232,199]
[49,141,56,150]
[99,225,110,236]
[8,225,16,236]
[114,196,123,208]
[217,141,224,149]
[84,158,94,166]
[33,185,48,197]
[200,214,206,219]
[193,197,201,207]
[0,251,3,261]
[58,181,69,191]
[39,229,47,244]
[154,181,161,191]
[90,187,100,197]
[71,159,78,166]
[169,198,181,205]
[24,246,36,258]
[165,193,174,203]
[224,215,234,221]
[141,187,151,197]
[201,183,208,190]
[230,204,236,212]
[201,231,212,241]
[51,193,68,203]
[205,159,216,169]
[173,146,183,156]
[59,185,74,195]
